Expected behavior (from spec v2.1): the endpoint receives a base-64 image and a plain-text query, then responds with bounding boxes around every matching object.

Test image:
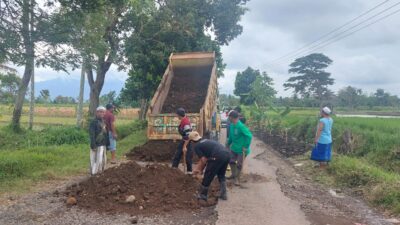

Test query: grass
[0,104,139,120]
[328,156,400,214]
[0,121,147,194]
[0,114,134,127]
[274,108,400,215]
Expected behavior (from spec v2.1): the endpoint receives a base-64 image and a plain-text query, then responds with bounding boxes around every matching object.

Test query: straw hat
[188,131,202,141]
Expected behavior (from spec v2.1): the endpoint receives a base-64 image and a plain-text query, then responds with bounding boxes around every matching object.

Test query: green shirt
[227,120,252,155]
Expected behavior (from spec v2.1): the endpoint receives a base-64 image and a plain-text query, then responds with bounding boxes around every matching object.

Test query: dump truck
[147,52,220,140]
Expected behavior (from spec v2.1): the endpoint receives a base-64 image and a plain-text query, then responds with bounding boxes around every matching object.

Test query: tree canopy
[250,71,276,107]
[284,53,335,106]
[120,0,249,119]
[234,67,259,105]
[0,72,21,104]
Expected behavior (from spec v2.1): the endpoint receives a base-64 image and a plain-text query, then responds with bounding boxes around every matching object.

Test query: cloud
[10,0,400,98]
[220,0,400,97]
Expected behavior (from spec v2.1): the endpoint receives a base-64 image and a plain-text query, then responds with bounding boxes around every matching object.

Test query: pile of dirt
[255,131,307,157]
[161,66,212,113]
[64,162,218,215]
[126,141,178,162]
[127,140,199,163]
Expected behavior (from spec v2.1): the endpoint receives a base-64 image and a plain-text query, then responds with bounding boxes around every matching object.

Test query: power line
[300,7,400,57]
[273,1,400,64]
[269,0,393,63]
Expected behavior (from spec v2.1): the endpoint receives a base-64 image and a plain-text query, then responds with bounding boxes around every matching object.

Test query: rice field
[0,104,139,128]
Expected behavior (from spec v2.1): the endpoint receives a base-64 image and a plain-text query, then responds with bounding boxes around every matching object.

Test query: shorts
[108,131,117,151]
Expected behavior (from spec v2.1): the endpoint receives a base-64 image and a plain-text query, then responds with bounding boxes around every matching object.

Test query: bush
[0,126,88,150]
[116,120,147,140]
[40,126,88,145]
[327,156,400,214]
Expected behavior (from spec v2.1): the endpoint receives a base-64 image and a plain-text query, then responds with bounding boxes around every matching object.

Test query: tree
[373,88,400,107]
[0,72,21,104]
[47,0,153,117]
[53,95,76,104]
[284,53,335,107]
[219,94,240,108]
[234,67,259,105]
[121,0,249,119]
[337,86,362,109]
[0,0,67,130]
[36,89,50,103]
[250,71,277,107]
[100,91,117,106]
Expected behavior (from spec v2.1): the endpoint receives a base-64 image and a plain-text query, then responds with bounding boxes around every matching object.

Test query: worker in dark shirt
[172,108,193,174]
[89,106,110,175]
[189,131,230,201]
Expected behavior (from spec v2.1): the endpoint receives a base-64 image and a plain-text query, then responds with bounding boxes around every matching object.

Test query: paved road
[216,129,310,225]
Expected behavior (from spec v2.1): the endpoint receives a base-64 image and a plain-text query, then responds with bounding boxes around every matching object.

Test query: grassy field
[0,121,147,194]
[0,104,138,129]
[0,104,139,119]
[263,108,400,214]
[0,114,134,127]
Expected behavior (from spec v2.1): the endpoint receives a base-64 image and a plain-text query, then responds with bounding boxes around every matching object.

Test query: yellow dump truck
[147,52,220,140]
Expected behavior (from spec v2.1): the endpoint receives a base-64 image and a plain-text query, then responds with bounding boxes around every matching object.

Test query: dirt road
[0,130,397,225]
[216,130,396,225]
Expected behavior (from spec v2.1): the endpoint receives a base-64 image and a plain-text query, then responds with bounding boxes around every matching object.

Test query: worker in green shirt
[226,110,252,186]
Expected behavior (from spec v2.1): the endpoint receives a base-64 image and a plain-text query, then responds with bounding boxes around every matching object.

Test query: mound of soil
[161,66,212,113]
[65,162,218,215]
[255,131,307,157]
[126,141,178,162]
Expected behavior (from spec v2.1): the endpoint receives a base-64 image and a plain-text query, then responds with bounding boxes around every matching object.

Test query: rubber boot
[234,168,241,186]
[219,181,228,200]
[226,164,237,180]
[197,185,209,201]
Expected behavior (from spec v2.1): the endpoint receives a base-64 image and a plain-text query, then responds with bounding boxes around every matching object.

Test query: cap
[96,106,106,111]
[106,103,114,110]
[176,108,185,117]
[188,131,202,142]
[322,107,331,115]
[228,110,239,119]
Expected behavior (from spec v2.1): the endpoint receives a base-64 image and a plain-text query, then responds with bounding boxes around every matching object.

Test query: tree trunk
[12,59,34,131]
[139,98,149,120]
[76,64,86,128]
[87,66,108,117]
[88,85,100,118]
[28,65,34,129]
[11,0,34,131]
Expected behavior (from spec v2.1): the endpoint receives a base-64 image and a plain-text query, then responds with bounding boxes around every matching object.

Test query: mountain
[35,78,125,100]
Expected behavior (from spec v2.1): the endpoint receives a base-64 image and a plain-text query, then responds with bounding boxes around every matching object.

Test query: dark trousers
[202,152,230,187]
[229,150,246,170]
[172,140,193,172]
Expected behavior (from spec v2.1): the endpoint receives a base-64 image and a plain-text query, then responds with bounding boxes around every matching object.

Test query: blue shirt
[318,117,333,144]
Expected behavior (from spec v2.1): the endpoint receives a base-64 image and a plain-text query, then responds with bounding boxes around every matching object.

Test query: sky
[14,0,400,99]
[219,0,400,97]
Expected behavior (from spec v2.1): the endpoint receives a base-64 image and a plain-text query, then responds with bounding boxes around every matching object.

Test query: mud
[63,161,219,216]
[161,65,212,113]
[126,141,178,162]
[255,131,308,157]
[241,173,270,183]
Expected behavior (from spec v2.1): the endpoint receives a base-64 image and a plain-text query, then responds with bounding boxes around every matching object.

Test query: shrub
[117,120,147,140]
[40,126,88,145]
